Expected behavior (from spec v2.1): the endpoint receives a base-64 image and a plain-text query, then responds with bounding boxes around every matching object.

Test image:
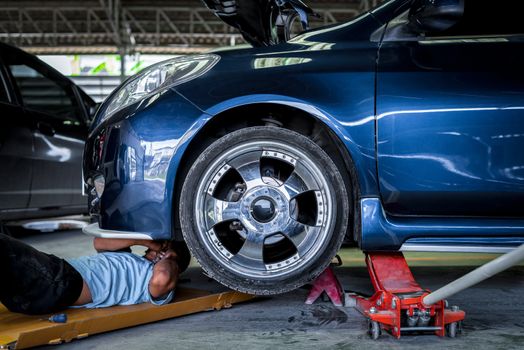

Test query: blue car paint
[361,198,524,251]
[376,34,524,217]
[174,14,383,197]
[86,0,524,251]
[93,89,209,237]
[87,10,384,239]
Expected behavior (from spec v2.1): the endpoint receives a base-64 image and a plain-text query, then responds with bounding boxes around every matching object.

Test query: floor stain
[310,305,349,326]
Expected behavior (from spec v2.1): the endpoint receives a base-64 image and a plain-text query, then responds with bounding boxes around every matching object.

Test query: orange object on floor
[0,288,255,349]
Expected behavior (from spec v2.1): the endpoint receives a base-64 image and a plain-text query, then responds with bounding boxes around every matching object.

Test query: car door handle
[37,122,56,137]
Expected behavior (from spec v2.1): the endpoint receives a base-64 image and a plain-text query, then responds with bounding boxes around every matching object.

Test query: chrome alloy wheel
[194,141,335,279]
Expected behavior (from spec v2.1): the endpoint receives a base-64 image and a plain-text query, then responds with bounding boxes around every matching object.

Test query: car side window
[428,0,524,37]
[7,62,81,122]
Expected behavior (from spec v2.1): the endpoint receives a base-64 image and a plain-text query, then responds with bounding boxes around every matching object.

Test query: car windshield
[289,0,402,41]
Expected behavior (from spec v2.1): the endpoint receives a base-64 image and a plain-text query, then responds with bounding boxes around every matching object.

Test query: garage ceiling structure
[0,0,380,55]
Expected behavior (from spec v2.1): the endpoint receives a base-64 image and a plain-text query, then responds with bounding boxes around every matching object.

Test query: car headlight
[100,54,220,123]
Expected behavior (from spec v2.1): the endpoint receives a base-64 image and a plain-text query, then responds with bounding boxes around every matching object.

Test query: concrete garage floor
[15,229,524,350]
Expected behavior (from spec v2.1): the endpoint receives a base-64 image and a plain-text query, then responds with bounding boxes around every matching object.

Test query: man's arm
[93,237,163,253]
[149,251,179,299]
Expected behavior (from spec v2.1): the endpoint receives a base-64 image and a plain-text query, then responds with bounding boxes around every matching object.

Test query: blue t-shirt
[67,252,174,308]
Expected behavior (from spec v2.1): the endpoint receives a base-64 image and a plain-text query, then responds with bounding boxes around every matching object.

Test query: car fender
[166,92,378,216]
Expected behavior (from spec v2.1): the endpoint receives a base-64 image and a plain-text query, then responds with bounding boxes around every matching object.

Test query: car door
[0,57,33,217]
[3,51,88,211]
[376,0,524,218]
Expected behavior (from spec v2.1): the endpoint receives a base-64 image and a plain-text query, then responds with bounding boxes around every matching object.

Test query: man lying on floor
[0,233,191,315]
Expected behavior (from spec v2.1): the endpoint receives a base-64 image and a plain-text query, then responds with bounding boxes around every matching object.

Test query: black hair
[169,241,191,273]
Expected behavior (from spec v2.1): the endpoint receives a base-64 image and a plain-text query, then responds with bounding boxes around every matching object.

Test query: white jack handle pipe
[423,244,524,306]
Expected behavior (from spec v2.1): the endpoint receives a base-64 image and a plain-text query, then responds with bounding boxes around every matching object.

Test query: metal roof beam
[0,0,379,53]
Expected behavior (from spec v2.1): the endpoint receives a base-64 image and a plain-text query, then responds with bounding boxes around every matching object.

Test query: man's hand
[144,245,178,264]
[143,240,164,251]
[158,249,178,262]
[144,248,165,263]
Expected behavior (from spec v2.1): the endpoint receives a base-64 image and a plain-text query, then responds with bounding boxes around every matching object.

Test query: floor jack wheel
[446,321,459,338]
[446,321,462,338]
[368,320,381,340]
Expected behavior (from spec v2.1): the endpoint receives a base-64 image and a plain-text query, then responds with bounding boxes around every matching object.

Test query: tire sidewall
[179,126,349,294]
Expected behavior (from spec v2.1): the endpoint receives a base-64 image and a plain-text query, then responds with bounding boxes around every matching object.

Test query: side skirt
[360,198,524,251]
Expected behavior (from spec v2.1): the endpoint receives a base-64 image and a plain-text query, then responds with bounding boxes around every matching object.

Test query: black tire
[368,320,381,340]
[179,126,349,295]
[447,322,457,338]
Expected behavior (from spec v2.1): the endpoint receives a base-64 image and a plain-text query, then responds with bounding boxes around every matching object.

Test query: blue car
[83,0,524,294]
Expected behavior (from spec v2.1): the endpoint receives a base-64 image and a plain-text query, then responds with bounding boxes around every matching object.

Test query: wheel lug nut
[229,221,243,231]
[234,182,246,193]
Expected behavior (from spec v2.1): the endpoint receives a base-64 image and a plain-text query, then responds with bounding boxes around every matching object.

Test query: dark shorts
[0,233,83,315]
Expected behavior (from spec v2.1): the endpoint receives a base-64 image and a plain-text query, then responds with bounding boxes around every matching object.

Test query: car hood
[201,0,317,47]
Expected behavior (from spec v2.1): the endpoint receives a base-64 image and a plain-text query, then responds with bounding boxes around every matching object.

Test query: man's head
[144,241,191,273]
[167,241,191,273]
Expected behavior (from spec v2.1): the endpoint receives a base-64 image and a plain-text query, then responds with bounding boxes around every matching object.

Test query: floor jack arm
[423,244,524,305]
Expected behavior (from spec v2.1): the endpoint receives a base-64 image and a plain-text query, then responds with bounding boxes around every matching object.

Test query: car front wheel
[179,126,349,294]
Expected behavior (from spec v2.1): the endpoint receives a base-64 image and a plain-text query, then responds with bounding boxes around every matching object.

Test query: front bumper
[83,223,153,240]
[83,89,207,239]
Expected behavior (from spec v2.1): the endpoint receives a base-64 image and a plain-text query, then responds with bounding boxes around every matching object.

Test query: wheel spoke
[281,218,320,257]
[293,161,320,190]
[232,230,266,269]
[228,151,263,185]
[279,171,309,199]
[204,196,241,227]
[194,139,338,283]
[236,162,262,184]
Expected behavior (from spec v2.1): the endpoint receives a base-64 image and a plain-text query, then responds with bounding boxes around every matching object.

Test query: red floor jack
[348,252,465,339]
[306,244,524,340]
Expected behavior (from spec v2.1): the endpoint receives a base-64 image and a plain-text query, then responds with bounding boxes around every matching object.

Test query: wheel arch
[171,100,362,244]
